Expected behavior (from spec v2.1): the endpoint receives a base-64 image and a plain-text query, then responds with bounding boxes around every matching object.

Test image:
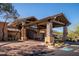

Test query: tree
[0,3,19,41]
[68,25,79,42]
[75,25,79,36]
[68,31,75,40]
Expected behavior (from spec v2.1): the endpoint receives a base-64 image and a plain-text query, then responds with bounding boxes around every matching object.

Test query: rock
[74,49,79,53]
[7,50,21,56]
[2,46,12,51]
[19,50,33,56]
[0,48,7,52]
[47,46,56,50]
[0,52,7,56]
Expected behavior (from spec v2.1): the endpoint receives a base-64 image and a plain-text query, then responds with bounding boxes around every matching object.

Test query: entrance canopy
[17,13,71,46]
[25,13,71,29]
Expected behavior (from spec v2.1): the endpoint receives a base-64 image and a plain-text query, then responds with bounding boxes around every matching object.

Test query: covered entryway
[19,13,71,46]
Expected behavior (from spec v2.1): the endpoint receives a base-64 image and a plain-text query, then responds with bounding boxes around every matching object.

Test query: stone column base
[19,37,27,41]
[45,36,54,46]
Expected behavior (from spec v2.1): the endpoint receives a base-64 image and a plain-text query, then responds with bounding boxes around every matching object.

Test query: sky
[1,3,79,32]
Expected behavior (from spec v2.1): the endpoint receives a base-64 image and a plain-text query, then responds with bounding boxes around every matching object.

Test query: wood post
[62,26,68,41]
[45,21,54,46]
[20,22,27,41]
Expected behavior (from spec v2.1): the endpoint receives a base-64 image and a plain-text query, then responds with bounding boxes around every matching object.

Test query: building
[0,13,71,46]
[0,22,8,41]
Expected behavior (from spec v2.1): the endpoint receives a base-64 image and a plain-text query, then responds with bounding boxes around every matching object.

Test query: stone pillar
[62,26,68,41]
[45,22,54,46]
[20,22,27,41]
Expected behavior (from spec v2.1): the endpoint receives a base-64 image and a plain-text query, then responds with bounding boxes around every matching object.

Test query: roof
[7,13,71,29]
[8,16,38,28]
[17,16,37,23]
[40,13,70,25]
[25,13,71,29]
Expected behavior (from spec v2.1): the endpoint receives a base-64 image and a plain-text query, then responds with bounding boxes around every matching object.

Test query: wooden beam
[53,20,65,25]
[25,16,65,28]
[26,20,65,27]
[37,22,47,25]
[25,19,47,26]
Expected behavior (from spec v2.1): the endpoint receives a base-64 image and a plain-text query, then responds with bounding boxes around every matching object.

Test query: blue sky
[1,3,79,32]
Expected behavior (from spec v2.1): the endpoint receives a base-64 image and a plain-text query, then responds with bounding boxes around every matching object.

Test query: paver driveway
[0,40,79,56]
